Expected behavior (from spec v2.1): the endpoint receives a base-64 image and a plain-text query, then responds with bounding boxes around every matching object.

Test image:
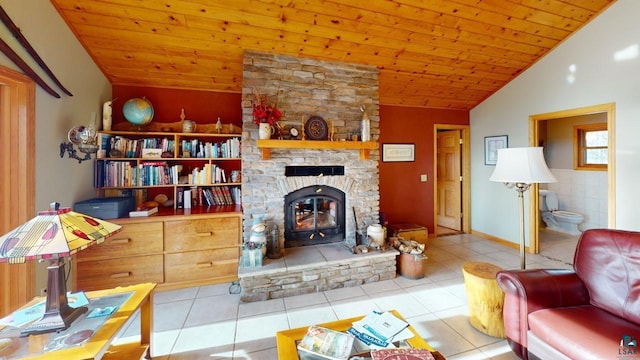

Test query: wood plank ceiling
[50,0,614,110]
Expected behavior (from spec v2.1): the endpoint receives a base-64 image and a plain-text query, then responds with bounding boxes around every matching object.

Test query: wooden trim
[0,65,36,316]
[529,103,615,254]
[256,139,378,160]
[574,122,608,171]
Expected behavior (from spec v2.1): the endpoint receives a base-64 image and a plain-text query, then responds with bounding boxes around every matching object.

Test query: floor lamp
[490,147,556,269]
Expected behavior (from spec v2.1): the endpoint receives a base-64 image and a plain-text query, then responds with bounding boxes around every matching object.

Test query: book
[347,311,411,349]
[183,190,192,209]
[86,306,118,318]
[370,348,436,360]
[129,206,158,217]
[361,311,408,342]
[297,325,355,360]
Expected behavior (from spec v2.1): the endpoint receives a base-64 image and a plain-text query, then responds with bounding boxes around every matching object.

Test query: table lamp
[489,147,556,269]
[0,202,122,336]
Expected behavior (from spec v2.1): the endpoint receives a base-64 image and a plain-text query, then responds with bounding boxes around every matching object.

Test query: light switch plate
[420,174,427,182]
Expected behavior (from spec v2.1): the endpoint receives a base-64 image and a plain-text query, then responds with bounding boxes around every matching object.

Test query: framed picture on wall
[382,143,415,162]
[484,135,508,165]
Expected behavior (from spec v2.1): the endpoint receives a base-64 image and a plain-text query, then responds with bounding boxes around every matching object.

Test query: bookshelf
[95,130,242,210]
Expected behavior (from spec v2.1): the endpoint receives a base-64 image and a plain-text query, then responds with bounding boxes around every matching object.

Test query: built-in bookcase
[94,130,241,211]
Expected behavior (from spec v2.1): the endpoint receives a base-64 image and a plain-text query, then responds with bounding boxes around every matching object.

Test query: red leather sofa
[496,229,640,359]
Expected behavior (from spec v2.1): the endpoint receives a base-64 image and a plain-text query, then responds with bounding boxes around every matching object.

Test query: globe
[122,97,154,126]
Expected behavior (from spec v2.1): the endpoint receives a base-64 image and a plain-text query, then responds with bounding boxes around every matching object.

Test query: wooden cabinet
[74,212,242,291]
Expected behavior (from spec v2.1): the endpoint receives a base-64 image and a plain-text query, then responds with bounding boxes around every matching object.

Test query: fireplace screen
[284,186,345,247]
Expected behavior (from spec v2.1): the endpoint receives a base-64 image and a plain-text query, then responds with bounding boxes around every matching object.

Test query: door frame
[528,103,616,253]
[0,66,36,316]
[433,124,471,236]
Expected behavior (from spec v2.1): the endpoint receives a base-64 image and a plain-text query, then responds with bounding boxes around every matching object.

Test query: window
[574,123,608,170]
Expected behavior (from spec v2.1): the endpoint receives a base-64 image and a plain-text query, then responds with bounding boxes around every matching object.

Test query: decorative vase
[258,122,271,140]
[250,221,268,257]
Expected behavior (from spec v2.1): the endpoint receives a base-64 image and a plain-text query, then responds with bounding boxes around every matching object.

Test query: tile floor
[113,230,579,360]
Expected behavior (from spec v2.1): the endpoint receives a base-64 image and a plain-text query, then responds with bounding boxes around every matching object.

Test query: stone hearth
[238,244,398,302]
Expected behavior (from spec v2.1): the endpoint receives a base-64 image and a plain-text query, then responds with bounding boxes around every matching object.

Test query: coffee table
[0,283,155,359]
[276,309,445,359]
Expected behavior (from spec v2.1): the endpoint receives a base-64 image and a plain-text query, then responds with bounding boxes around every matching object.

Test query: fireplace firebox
[284,185,345,248]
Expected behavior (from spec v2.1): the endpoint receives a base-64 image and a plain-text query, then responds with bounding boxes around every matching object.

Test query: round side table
[462,261,506,338]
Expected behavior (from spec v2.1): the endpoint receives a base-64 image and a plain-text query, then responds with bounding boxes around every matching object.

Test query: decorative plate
[67,125,86,144]
[304,116,328,140]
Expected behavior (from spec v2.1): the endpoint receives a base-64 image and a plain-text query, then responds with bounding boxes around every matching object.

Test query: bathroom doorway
[529,103,616,255]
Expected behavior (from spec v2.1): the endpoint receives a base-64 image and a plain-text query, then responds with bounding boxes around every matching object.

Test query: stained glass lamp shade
[0,204,122,336]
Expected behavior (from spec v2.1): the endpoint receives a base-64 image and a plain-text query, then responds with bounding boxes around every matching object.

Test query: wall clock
[304,116,328,140]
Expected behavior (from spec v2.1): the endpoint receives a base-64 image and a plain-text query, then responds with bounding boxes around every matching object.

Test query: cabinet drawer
[76,254,164,291]
[77,221,163,260]
[164,217,240,252]
[165,248,239,283]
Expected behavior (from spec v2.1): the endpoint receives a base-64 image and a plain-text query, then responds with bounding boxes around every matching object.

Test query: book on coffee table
[297,325,355,360]
[371,348,436,360]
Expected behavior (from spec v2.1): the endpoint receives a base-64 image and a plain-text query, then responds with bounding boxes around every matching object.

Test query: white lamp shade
[490,147,557,184]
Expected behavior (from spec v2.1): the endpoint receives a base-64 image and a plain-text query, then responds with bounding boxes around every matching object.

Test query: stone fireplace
[241,50,381,247]
[238,51,397,302]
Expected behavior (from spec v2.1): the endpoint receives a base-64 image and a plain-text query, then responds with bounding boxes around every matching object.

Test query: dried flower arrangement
[252,88,282,126]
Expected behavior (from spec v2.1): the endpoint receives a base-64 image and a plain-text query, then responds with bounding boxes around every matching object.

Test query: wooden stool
[462,261,505,338]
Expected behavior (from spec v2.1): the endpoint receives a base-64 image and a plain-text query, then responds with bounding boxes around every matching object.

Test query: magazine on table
[347,311,411,348]
[370,348,436,360]
[297,325,355,360]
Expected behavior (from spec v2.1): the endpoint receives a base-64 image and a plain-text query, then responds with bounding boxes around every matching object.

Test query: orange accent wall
[112,86,242,126]
[379,105,469,234]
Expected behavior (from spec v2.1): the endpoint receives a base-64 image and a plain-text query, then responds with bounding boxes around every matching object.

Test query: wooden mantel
[256,139,378,160]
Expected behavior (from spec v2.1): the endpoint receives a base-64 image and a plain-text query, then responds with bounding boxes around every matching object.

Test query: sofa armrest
[496,269,590,359]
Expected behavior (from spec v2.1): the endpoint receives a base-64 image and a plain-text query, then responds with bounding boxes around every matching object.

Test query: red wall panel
[379,105,469,234]
[112,86,242,126]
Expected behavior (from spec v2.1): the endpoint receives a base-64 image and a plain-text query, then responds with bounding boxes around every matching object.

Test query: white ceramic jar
[367,224,386,247]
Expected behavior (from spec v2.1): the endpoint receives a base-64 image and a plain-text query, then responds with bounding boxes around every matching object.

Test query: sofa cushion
[573,229,640,324]
[528,305,640,360]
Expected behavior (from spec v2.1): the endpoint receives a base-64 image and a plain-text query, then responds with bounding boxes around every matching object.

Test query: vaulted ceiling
[50,0,614,110]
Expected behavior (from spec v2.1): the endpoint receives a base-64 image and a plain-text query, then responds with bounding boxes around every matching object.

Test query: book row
[178,186,240,208]
[95,160,236,187]
[98,134,241,159]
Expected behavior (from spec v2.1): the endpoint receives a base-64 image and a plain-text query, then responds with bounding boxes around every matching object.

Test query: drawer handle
[110,238,131,245]
[110,272,132,278]
[197,262,213,268]
[196,232,213,236]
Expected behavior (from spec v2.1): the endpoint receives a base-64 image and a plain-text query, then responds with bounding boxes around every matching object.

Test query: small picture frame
[484,135,508,165]
[382,143,415,162]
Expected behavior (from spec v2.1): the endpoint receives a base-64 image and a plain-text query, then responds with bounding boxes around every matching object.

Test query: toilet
[539,190,584,235]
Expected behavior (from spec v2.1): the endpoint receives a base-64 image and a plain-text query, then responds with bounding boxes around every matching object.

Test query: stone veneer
[238,244,398,302]
[241,50,381,246]
[238,51,385,302]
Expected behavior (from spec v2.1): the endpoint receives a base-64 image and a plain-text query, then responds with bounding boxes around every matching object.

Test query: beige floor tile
[133,232,579,359]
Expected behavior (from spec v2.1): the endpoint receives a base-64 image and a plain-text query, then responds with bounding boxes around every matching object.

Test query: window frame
[574,122,608,171]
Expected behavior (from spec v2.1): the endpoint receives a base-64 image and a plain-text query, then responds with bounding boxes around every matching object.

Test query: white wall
[0,0,111,209]
[471,0,640,245]
[0,0,111,290]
